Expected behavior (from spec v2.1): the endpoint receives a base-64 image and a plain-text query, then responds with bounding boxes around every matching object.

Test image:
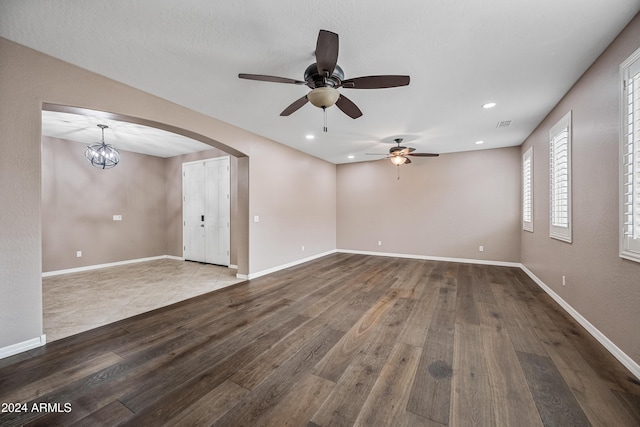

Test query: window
[549,111,572,242]
[621,47,640,263]
[522,147,534,232]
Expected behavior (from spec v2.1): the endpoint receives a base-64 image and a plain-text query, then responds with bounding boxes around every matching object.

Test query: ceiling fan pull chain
[323,106,328,132]
[397,165,401,180]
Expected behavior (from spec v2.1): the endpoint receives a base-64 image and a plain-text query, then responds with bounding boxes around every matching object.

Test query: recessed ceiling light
[482,102,497,109]
[347,155,355,159]
[475,140,485,145]
[306,134,314,140]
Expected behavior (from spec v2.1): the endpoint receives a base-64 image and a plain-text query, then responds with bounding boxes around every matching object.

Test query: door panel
[183,162,205,262]
[205,158,230,265]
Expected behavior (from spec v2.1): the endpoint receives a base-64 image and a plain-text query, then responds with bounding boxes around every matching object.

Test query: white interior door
[183,157,230,265]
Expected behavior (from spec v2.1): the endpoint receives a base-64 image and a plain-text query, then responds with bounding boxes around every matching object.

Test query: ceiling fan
[238,30,410,129]
[367,138,439,165]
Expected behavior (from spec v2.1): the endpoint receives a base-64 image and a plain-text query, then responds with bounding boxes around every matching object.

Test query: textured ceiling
[41,111,213,158]
[2,1,639,163]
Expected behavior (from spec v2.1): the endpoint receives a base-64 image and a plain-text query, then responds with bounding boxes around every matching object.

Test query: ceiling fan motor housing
[390,139,406,154]
[304,63,344,88]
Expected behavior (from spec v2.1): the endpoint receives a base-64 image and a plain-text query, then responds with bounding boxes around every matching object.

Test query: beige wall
[520,14,640,365]
[337,147,521,263]
[41,137,238,272]
[42,137,167,271]
[0,37,336,350]
[40,109,337,279]
[248,139,337,273]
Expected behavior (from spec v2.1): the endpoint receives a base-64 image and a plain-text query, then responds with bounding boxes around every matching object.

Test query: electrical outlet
[76,251,82,258]
[377,240,382,246]
[562,275,566,286]
[301,245,305,251]
[113,214,122,221]
[479,245,484,252]
[253,215,260,223]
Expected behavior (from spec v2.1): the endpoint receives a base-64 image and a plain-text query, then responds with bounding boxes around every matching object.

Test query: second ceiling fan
[239,30,410,126]
[368,138,439,165]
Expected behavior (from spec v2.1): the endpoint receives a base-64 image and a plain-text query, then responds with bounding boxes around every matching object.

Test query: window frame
[549,111,572,243]
[620,46,640,263]
[522,146,534,232]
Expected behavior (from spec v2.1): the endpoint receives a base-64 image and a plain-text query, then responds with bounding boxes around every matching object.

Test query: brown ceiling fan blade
[239,73,305,85]
[335,94,363,119]
[407,153,440,157]
[315,30,339,76]
[341,75,410,89]
[280,96,309,116]
[404,157,412,164]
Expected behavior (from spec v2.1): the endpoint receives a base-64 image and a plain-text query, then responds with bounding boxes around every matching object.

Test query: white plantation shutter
[551,129,569,226]
[522,147,533,232]
[549,112,572,242]
[621,48,640,262]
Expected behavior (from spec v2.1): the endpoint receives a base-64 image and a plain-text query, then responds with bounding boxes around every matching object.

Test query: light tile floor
[43,259,243,341]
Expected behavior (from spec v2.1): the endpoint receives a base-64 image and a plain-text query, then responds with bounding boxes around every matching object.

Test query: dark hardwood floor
[1,253,639,426]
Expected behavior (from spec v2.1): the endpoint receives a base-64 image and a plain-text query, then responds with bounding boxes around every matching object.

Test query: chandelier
[84,124,120,169]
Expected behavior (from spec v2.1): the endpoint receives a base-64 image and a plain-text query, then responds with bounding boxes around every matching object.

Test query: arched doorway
[40,104,250,340]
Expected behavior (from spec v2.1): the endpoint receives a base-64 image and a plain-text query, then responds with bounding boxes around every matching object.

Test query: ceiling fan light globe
[391,155,407,165]
[307,87,340,108]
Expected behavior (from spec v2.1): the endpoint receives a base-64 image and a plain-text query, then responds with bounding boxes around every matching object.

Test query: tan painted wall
[248,138,337,273]
[41,137,238,272]
[520,14,640,365]
[0,37,336,350]
[42,137,168,271]
[337,147,521,263]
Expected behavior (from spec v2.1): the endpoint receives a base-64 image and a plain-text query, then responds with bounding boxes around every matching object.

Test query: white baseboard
[245,250,338,280]
[42,255,184,277]
[244,248,518,280]
[0,334,46,360]
[336,249,521,267]
[519,264,640,380]
[228,264,238,270]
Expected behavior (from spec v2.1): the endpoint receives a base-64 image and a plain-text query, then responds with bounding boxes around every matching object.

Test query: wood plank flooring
[1,253,639,426]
